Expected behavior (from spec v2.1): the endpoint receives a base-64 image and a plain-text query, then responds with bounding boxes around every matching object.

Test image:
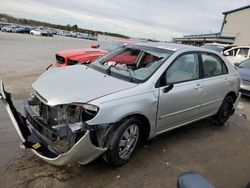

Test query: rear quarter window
[201,53,228,78]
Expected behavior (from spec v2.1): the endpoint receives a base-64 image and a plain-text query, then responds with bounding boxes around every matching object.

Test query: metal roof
[133,42,203,51]
[174,33,235,44]
[223,5,250,15]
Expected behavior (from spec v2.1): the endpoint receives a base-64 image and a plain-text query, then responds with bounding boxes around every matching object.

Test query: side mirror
[91,44,99,48]
[163,84,174,93]
[223,51,229,56]
[177,172,215,188]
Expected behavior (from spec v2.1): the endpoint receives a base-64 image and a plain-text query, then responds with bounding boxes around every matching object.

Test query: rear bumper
[234,91,241,109]
[0,80,106,165]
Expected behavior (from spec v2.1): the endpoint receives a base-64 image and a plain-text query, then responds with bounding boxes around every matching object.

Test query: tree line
[0,13,129,38]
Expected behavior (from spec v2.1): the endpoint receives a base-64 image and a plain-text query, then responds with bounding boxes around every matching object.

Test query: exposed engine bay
[25,94,100,153]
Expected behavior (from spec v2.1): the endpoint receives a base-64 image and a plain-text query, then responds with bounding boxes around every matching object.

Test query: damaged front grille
[39,102,64,126]
[26,95,87,154]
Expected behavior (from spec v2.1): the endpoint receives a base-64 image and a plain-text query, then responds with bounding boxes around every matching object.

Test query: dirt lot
[0,32,250,188]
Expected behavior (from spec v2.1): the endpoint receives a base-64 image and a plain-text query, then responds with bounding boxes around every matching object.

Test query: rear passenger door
[200,53,229,116]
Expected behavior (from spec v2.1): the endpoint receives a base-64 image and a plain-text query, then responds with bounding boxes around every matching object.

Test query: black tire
[214,95,234,125]
[104,117,142,166]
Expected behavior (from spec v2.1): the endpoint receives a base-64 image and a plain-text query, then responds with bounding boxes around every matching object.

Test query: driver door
[156,53,204,133]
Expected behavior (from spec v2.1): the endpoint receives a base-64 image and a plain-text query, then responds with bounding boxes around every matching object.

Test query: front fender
[87,91,159,135]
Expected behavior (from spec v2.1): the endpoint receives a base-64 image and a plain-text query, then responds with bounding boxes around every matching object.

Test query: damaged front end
[0,80,106,165]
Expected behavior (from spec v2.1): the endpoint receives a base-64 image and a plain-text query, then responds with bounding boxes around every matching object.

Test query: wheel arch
[225,91,237,103]
[90,113,151,149]
[120,114,151,142]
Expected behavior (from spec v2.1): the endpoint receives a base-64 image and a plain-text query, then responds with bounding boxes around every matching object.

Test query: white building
[221,5,250,45]
[175,5,250,46]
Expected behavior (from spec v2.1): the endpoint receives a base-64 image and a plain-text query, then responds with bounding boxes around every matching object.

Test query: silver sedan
[0,42,241,166]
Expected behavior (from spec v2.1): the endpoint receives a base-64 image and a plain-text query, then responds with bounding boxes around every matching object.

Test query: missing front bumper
[0,80,106,165]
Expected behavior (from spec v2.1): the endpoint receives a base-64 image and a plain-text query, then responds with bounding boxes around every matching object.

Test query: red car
[53,40,137,68]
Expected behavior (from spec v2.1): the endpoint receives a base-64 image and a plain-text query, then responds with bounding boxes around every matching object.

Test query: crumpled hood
[32,65,137,106]
[57,48,108,60]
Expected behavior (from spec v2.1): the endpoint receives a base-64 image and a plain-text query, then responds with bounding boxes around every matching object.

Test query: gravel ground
[0,31,250,188]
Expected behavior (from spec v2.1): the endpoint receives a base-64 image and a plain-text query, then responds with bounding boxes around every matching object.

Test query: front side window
[237,48,249,58]
[166,53,199,84]
[202,54,223,77]
[90,46,173,83]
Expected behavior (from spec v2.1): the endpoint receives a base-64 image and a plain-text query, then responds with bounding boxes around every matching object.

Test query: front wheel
[213,95,234,125]
[104,117,142,166]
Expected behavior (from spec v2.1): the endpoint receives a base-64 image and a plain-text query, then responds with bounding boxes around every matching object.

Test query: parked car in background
[0,23,10,29]
[43,29,54,37]
[235,58,250,97]
[223,46,250,64]
[87,34,98,41]
[30,29,52,36]
[201,43,233,54]
[16,26,31,33]
[1,25,19,32]
[77,33,98,41]
[0,43,240,166]
[59,31,72,37]
[69,31,77,38]
[53,40,137,67]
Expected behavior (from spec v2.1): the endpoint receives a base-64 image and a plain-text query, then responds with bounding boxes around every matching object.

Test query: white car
[30,29,48,36]
[223,46,250,64]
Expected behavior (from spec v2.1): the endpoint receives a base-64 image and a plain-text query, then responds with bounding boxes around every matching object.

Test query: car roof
[227,46,250,50]
[132,42,211,52]
[202,43,229,47]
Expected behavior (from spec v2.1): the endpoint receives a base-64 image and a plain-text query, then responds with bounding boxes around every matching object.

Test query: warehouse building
[174,5,250,46]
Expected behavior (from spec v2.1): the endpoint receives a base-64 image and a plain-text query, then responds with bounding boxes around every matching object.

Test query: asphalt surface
[0,32,250,188]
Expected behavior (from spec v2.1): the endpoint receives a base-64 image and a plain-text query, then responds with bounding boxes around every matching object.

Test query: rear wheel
[214,95,234,125]
[104,117,142,166]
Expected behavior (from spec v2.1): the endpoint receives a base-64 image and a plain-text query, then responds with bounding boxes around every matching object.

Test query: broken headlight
[65,103,99,123]
[82,104,99,121]
[65,105,82,124]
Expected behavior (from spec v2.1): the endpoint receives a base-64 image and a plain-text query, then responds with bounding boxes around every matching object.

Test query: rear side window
[166,53,199,84]
[201,53,227,78]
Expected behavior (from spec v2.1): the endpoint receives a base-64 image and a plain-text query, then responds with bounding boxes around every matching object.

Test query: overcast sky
[1,0,249,40]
